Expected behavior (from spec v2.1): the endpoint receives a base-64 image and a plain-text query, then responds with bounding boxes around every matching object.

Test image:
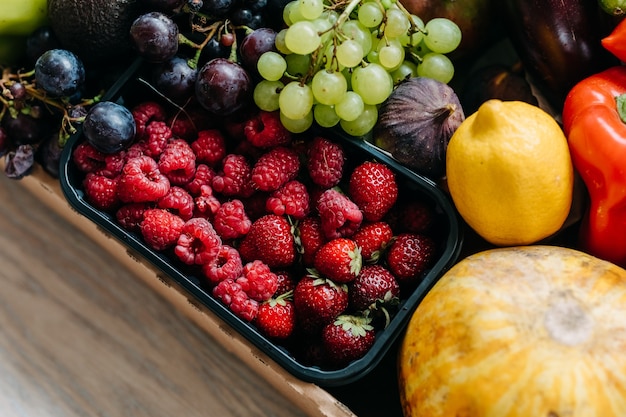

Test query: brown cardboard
[11,162,359,417]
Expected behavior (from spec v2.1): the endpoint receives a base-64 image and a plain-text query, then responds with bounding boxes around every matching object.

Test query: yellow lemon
[445,99,574,246]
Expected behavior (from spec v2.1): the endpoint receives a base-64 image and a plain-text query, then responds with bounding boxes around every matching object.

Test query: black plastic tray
[58,59,463,386]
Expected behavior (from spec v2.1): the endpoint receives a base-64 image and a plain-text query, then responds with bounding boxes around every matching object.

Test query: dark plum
[151,56,198,104]
[195,58,252,116]
[34,49,86,98]
[130,12,180,63]
[83,101,137,154]
[239,27,277,72]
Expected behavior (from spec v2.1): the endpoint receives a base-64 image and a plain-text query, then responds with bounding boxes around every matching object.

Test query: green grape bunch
[253,0,462,136]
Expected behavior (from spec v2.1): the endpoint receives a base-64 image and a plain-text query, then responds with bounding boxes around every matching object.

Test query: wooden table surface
[0,171,310,417]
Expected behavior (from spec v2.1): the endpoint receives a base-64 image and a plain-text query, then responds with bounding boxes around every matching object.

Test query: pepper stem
[616,93,626,123]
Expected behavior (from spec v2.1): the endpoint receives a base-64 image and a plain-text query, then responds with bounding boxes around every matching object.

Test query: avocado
[47,0,142,64]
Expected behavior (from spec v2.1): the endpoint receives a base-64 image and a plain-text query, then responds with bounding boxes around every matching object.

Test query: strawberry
[348,161,398,222]
[349,264,400,313]
[294,216,326,266]
[321,314,375,367]
[313,238,362,284]
[239,214,296,269]
[386,199,436,234]
[293,275,349,334]
[254,291,296,340]
[386,233,436,285]
[352,221,393,263]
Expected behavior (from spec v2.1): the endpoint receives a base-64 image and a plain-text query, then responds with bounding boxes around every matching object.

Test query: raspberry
[316,188,363,239]
[132,101,166,138]
[83,172,120,211]
[116,203,151,232]
[213,199,252,240]
[174,217,222,265]
[243,110,292,148]
[193,184,221,219]
[239,191,270,221]
[101,151,126,178]
[185,164,216,196]
[212,153,254,197]
[158,138,196,186]
[236,260,279,302]
[251,146,300,192]
[306,136,345,188]
[140,208,185,251]
[212,279,258,322]
[142,120,172,158]
[191,129,227,167]
[266,180,310,219]
[202,245,243,285]
[168,107,215,140]
[157,186,195,221]
[72,141,106,173]
[117,155,170,203]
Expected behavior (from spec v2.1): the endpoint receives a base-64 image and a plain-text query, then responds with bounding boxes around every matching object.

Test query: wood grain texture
[0,172,308,417]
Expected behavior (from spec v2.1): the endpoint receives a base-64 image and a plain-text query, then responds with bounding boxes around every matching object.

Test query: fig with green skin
[373,77,465,179]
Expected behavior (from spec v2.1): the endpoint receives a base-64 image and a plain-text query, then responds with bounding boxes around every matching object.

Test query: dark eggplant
[500,0,618,109]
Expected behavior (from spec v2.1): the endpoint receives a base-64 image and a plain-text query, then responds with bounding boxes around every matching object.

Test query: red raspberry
[306,136,345,188]
[295,216,326,266]
[185,164,216,196]
[316,188,363,239]
[213,199,252,240]
[244,110,292,148]
[239,191,270,221]
[132,101,166,138]
[140,208,185,251]
[167,107,214,140]
[157,186,195,221]
[142,120,172,158]
[174,217,222,265]
[255,294,296,340]
[352,221,393,263]
[212,153,254,197]
[83,172,120,211]
[191,129,227,167]
[193,184,221,219]
[101,151,126,178]
[212,279,258,322]
[158,138,196,186]
[265,180,310,219]
[117,155,170,203]
[202,245,243,285]
[251,146,300,192]
[123,143,147,161]
[116,203,151,232]
[236,260,279,302]
[72,141,106,173]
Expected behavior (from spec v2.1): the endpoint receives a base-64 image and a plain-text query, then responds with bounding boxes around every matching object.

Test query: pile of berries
[71,100,442,369]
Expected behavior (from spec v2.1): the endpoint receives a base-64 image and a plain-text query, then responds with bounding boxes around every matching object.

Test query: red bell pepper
[562,65,626,268]
[601,17,626,63]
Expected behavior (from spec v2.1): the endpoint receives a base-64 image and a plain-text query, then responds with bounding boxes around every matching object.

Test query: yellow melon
[398,245,626,417]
